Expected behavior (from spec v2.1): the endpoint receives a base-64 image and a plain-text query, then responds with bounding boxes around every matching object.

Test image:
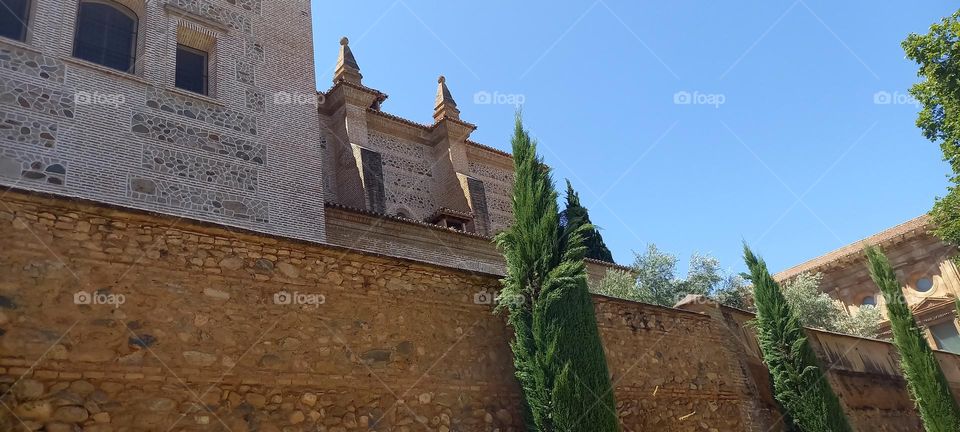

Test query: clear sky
[311,1,957,275]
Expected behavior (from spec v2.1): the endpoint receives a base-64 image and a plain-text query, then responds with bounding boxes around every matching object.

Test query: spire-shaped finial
[434,74,460,122]
[334,36,362,84]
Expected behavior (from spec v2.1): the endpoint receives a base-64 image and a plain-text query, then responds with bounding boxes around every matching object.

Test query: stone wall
[696,303,960,431]
[0,0,325,245]
[4,189,960,432]
[594,296,767,431]
[0,189,522,432]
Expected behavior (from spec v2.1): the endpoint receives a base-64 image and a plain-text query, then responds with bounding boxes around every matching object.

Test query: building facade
[0,0,625,280]
[775,216,960,353]
[0,0,326,243]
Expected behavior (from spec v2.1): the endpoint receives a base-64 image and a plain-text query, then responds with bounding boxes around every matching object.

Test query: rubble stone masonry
[4,191,960,431]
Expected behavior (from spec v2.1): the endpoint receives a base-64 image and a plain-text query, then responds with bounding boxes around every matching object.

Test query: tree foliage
[781,272,882,338]
[495,114,619,432]
[560,180,614,262]
[903,10,960,246]
[592,244,749,307]
[594,246,881,337]
[744,245,853,432]
[865,246,960,431]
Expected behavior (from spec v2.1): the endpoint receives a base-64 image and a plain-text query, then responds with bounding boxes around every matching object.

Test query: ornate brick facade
[0,0,325,244]
[318,41,515,241]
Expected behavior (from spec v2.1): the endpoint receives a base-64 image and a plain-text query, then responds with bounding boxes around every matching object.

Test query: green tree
[495,114,619,432]
[743,244,853,432]
[781,273,882,338]
[865,246,960,431]
[903,10,960,246]
[593,244,750,308]
[594,269,643,302]
[560,180,614,262]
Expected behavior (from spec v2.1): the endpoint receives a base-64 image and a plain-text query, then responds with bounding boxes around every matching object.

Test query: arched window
[72,1,138,73]
[0,0,30,41]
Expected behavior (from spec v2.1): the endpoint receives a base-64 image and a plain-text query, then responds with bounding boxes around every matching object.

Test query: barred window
[0,0,30,42]
[72,1,138,73]
[176,45,209,95]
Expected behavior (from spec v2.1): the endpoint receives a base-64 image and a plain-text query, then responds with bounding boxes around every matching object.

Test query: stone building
[3,1,960,431]
[0,0,326,243]
[775,215,960,353]
[0,0,623,279]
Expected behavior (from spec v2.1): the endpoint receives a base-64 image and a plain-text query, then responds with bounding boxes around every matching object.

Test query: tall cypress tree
[496,114,619,432]
[743,244,852,432]
[560,180,614,263]
[865,246,960,431]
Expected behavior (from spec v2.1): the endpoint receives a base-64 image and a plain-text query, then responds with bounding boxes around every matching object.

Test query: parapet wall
[699,303,960,431]
[0,189,956,431]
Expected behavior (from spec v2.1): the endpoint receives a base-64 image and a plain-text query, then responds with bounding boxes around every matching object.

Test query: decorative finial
[434,74,460,122]
[334,36,361,84]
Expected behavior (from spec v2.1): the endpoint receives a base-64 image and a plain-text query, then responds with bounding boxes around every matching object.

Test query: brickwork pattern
[366,132,435,219]
[0,0,326,246]
[467,160,513,233]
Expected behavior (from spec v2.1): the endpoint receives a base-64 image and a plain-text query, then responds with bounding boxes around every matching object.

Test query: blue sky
[311,1,957,275]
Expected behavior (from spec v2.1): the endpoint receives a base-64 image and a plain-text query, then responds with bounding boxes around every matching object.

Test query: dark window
[0,0,30,41]
[72,1,138,73]
[931,321,960,354]
[176,45,209,95]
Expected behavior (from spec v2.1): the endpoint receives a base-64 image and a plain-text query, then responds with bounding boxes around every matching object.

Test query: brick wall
[0,0,325,245]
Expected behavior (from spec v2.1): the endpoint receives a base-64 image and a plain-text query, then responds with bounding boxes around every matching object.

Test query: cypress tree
[496,114,619,432]
[865,246,960,431]
[742,244,852,432]
[560,180,614,262]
